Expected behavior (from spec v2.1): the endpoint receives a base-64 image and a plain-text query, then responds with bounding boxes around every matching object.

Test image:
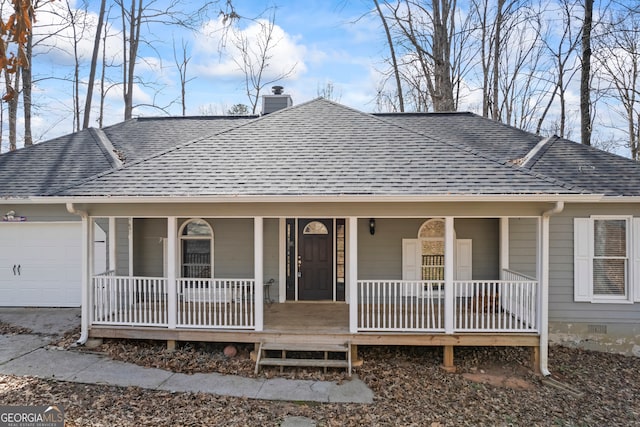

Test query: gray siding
[549,204,640,324]
[0,204,78,221]
[209,218,254,278]
[358,218,424,280]
[358,218,499,280]
[116,218,130,276]
[133,218,166,277]
[263,218,279,300]
[455,218,499,280]
[508,217,537,278]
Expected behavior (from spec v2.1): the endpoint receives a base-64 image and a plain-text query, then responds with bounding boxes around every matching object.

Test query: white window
[574,217,639,303]
[179,219,213,278]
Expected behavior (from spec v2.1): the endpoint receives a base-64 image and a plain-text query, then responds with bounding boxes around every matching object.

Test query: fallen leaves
[4,330,640,426]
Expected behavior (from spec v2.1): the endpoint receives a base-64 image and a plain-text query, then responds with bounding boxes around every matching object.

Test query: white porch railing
[358,281,445,332]
[177,278,255,329]
[93,275,168,326]
[91,276,255,329]
[453,278,537,332]
[358,276,538,333]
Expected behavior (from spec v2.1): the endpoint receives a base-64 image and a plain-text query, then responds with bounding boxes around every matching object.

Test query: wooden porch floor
[90,302,539,348]
[264,302,349,334]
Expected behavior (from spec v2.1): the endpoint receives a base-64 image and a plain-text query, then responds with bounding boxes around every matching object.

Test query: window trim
[178,218,214,279]
[574,216,633,304]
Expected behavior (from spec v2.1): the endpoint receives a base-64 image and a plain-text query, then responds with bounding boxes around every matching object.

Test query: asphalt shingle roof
[526,137,640,196]
[375,112,543,162]
[0,128,115,197]
[103,116,256,162]
[55,99,580,197]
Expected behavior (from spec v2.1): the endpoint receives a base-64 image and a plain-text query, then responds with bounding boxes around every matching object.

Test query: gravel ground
[2,327,640,426]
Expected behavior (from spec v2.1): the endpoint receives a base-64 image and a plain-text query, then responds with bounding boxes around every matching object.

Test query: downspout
[540,201,564,376]
[66,202,90,345]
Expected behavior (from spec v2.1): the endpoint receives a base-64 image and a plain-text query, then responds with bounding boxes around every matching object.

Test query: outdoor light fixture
[369,218,376,235]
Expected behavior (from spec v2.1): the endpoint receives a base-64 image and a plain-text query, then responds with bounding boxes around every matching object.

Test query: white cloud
[193,17,307,81]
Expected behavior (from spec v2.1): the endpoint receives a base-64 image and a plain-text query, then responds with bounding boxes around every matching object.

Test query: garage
[0,222,82,307]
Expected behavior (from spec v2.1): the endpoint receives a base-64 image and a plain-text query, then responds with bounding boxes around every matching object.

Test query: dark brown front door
[298,219,333,300]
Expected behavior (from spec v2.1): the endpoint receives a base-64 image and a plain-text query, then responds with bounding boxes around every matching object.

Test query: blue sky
[1,0,386,148]
[180,0,384,113]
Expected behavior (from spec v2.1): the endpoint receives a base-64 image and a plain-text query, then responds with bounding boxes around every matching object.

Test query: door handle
[17,264,21,276]
[13,264,16,275]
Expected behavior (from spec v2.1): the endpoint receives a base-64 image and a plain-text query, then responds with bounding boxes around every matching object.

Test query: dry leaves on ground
[6,329,639,426]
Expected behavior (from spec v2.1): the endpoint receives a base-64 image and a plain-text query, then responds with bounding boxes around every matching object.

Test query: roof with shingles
[526,137,640,196]
[0,128,115,197]
[3,98,639,200]
[103,116,256,163]
[54,99,581,197]
[375,112,543,162]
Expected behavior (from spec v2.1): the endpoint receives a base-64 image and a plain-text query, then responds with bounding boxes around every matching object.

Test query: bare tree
[232,11,297,114]
[374,0,404,111]
[581,0,594,145]
[173,38,193,116]
[114,0,227,120]
[82,0,106,129]
[595,7,640,160]
[536,0,581,137]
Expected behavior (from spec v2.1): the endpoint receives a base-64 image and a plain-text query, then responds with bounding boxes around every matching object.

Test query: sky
[1,0,631,156]
[8,0,387,148]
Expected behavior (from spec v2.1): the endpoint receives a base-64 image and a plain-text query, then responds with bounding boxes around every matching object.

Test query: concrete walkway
[0,308,373,404]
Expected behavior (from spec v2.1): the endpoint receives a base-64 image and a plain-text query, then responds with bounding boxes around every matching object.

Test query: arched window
[179,219,213,278]
[303,221,329,235]
[418,219,445,280]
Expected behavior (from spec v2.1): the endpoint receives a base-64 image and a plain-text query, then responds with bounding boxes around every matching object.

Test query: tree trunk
[374,0,404,112]
[431,0,455,111]
[492,0,505,121]
[83,0,106,129]
[580,0,593,146]
[5,69,20,151]
[22,32,33,146]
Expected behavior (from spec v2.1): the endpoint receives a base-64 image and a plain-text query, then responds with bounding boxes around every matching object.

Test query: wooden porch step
[255,341,352,377]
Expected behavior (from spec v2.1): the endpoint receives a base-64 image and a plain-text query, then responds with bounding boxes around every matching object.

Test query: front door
[298,219,333,300]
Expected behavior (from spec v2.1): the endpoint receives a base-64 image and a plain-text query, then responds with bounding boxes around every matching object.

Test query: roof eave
[7,193,605,204]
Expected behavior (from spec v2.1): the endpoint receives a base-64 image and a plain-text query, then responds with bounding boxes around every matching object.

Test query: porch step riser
[255,341,352,376]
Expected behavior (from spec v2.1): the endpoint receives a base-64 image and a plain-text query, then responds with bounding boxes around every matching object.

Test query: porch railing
[93,275,168,326]
[177,278,255,329]
[453,278,537,332]
[358,281,445,331]
[91,275,255,329]
[358,276,538,333]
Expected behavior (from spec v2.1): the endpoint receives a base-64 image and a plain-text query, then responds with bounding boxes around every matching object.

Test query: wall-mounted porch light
[369,218,376,235]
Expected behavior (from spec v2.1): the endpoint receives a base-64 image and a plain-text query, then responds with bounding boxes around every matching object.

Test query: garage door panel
[0,223,81,307]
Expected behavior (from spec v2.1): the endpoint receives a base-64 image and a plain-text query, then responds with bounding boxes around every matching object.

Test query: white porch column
[348,217,358,333]
[254,217,264,331]
[539,215,550,375]
[82,217,91,334]
[444,216,455,334]
[128,218,133,276]
[108,217,117,272]
[500,217,509,278]
[167,217,177,329]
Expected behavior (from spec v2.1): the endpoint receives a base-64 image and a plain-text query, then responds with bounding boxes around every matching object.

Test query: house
[2,92,640,375]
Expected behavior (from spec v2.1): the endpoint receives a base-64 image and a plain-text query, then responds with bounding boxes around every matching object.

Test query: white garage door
[0,222,82,307]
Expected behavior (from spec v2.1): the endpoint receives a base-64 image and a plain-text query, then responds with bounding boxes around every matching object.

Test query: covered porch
[78,205,554,371]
